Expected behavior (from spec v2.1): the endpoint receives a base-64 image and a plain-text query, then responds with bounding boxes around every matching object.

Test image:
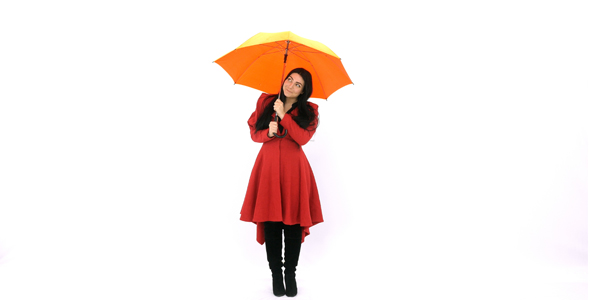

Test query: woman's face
[283,73,305,99]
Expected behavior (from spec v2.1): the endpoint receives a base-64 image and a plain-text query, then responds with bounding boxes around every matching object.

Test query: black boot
[265,222,285,297]
[284,224,302,297]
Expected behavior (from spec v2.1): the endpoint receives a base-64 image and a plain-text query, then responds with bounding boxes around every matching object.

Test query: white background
[0,1,587,299]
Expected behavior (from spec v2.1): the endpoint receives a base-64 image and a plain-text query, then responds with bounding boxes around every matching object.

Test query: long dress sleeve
[279,102,319,146]
[248,93,274,143]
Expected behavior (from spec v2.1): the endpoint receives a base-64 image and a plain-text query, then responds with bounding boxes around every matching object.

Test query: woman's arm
[280,104,318,146]
[248,93,275,143]
[248,112,274,142]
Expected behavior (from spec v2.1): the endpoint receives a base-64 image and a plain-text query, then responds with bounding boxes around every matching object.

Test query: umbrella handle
[273,114,287,138]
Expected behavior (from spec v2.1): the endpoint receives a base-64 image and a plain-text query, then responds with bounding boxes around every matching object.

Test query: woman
[240,68,324,297]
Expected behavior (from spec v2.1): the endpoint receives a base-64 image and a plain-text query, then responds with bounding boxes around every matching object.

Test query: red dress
[240,93,324,244]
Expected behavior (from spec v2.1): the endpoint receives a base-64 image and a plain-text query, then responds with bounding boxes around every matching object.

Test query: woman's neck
[285,97,297,105]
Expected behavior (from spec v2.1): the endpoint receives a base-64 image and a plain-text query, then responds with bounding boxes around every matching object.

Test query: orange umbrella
[214,31,352,100]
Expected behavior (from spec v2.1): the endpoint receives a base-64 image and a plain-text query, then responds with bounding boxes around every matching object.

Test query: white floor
[0,220,586,300]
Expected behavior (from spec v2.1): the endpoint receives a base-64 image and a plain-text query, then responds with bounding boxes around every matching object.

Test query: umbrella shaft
[283,40,290,63]
[279,40,291,95]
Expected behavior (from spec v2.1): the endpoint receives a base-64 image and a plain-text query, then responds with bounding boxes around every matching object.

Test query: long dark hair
[255,68,318,132]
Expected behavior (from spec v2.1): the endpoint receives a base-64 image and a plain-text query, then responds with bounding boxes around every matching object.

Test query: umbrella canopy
[214,31,352,100]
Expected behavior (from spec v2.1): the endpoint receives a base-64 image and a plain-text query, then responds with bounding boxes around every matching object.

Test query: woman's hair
[255,68,318,132]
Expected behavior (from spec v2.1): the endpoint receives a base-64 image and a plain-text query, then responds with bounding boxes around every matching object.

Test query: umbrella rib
[234,42,285,84]
[303,54,329,99]
[288,47,329,99]
[286,50,312,63]
[289,43,333,98]
[287,44,328,63]
[253,43,284,56]
[289,43,328,55]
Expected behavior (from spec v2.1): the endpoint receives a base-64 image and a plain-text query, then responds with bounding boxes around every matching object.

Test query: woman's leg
[264,222,285,297]
[283,224,302,297]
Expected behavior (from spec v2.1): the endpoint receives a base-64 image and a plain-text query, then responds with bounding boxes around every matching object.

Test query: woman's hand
[273,99,285,119]
[267,121,278,138]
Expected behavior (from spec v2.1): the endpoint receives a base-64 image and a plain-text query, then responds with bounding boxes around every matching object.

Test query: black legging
[264,221,302,241]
